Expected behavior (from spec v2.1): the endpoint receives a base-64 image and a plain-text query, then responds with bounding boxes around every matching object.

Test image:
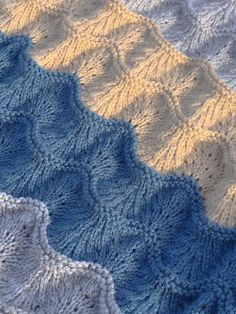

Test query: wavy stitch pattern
[124,0,236,90]
[0,0,235,227]
[0,32,236,313]
[0,193,120,314]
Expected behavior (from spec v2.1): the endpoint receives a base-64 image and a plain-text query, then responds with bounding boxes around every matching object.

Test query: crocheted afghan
[124,0,236,90]
[1,32,236,313]
[0,193,120,314]
[0,0,235,227]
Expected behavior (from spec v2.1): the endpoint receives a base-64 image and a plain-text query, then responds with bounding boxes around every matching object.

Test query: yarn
[0,0,235,226]
[0,31,236,313]
[124,0,236,90]
[0,304,27,314]
[0,192,120,314]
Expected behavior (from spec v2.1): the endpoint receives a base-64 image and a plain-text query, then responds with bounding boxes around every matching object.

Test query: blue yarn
[0,32,236,313]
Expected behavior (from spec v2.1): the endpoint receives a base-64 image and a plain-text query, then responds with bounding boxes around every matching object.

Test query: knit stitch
[0,193,120,314]
[0,31,236,313]
[124,0,236,90]
[0,0,235,226]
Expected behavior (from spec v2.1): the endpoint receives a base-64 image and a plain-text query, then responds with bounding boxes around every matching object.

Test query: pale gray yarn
[0,304,27,314]
[0,193,120,314]
[124,0,236,90]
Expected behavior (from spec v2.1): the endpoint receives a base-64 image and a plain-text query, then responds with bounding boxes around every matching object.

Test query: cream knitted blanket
[0,0,235,226]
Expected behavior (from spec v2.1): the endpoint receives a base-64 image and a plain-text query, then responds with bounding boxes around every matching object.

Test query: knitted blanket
[1,31,236,314]
[0,0,235,227]
[124,0,236,90]
[0,193,119,314]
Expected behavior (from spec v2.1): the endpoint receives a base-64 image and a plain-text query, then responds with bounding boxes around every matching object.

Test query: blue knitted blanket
[0,32,236,313]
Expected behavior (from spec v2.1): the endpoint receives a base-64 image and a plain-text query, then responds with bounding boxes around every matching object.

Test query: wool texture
[0,193,120,314]
[0,31,236,313]
[124,0,236,91]
[0,0,235,227]
[0,305,27,314]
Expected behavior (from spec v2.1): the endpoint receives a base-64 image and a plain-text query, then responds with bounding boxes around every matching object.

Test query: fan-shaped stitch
[0,0,235,227]
[124,0,236,91]
[0,32,236,313]
[0,192,120,314]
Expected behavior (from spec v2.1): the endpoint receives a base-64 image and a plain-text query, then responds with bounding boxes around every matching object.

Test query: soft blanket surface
[0,31,236,313]
[124,0,236,90]
[0,193,119,314]
[0,0,235,226]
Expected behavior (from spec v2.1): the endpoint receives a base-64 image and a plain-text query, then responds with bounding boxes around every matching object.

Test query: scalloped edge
[0,192,120,313]
[120,0,236,93]
[0,30,236,251]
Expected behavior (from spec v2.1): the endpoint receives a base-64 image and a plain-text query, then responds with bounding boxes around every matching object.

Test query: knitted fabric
[0,305,27,314]
[1,31,236,314]
[0,193,120,314]
[0,0,235,227]
[124,0,236,91]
